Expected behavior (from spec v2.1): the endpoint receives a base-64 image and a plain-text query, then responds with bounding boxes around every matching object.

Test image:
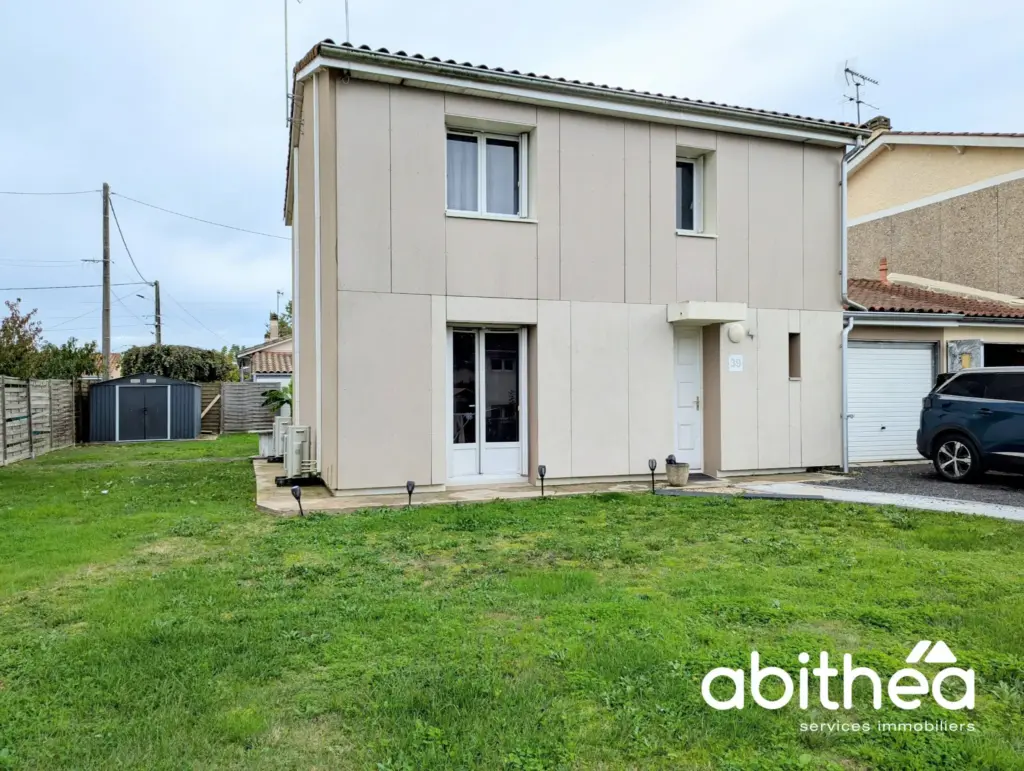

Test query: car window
[939,373,994,398]
[985,373,1024,402]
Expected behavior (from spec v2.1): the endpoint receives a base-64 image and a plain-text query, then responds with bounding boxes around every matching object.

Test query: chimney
[863,115,892,138]
[879,257,889,284]
[268,313,280,341]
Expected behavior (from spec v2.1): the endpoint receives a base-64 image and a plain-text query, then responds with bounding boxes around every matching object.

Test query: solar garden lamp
[648,458,657,494]
[406,480,415,508]
[291,485,304,517]
[538,464,547,497]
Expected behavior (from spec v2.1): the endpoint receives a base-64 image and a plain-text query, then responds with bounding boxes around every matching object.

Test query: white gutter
[840,316,855,473]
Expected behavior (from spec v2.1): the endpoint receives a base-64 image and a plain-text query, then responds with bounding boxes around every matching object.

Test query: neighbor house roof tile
[848,279,1024,319]
[250,351,293,374]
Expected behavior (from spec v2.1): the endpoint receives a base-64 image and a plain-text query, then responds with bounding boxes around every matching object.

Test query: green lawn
[1,438,1023,770]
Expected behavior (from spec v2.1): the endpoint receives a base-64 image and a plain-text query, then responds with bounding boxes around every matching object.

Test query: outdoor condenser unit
[284,425,313,478]
[272,416,292,457]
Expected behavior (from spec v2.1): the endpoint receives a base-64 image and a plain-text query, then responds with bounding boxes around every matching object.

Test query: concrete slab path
[740,482,1024,523]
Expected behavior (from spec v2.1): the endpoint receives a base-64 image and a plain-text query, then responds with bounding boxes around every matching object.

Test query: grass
[1,439,1023,770]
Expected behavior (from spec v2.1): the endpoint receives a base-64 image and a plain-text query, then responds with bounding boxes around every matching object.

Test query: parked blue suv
[917,367,1024,482]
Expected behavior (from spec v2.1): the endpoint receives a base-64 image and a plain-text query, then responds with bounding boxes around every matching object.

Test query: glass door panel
[483,332,519,443]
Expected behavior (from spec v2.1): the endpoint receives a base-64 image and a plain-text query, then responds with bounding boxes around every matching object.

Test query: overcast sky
[2,0,1022,352]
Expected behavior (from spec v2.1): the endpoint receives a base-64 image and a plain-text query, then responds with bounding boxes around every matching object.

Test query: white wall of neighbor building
[293,74,844,491]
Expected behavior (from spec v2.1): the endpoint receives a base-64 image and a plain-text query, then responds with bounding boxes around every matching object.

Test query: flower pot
[666,462,690,487]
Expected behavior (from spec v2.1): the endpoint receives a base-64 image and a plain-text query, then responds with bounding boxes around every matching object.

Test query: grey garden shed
[89,374,201,443]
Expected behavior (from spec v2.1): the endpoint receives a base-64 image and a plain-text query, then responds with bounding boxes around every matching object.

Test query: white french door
[448,327,527,480]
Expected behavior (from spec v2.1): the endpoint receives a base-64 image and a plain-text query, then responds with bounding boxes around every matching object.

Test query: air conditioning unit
[272,416,292,457]
[284,425,313,478]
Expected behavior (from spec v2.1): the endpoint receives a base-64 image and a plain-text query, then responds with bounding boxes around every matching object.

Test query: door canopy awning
[666,301,747,326]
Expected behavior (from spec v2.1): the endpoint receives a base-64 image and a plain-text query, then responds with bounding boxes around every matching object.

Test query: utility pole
[102,182,111,379]
[153,280,162,345]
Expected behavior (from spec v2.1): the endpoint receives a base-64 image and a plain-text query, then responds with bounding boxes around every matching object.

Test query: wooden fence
[1,377,75,466]
[200,382,222,434]
[221,382,276,433]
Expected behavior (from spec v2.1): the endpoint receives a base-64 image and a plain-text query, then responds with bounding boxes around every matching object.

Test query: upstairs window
[446,131,528,218]
[676,157,704,232]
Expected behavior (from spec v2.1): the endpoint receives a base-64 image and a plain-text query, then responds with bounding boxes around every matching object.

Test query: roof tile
[250,351,293,374]
[848,279,1024,319]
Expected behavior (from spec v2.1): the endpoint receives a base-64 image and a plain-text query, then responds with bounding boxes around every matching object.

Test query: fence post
[220,382,225,434]
[1,375,6,466]
[26,379,34,458]
[48,380,54,450]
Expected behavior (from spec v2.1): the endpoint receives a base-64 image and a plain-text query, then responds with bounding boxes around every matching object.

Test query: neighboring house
[285,41,867,494]
[844,122,1024,462]
[236,315,293,389]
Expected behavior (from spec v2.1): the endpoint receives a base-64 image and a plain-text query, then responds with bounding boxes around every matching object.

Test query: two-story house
[845,121,1024,463]
[284,41,867,495]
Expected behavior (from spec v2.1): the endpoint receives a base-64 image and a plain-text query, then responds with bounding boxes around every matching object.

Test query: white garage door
[848,342,935,463]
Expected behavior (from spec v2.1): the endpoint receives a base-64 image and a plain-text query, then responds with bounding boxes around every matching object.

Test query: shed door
[119,386,169,441]
[848,342,935,462]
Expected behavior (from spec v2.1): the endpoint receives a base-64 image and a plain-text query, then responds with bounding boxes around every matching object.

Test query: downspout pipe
[840,141,865,474]
[841,315,855,473]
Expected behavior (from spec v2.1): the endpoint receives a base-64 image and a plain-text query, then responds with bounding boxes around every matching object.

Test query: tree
[265,300,293,339]
[35,338,100,380]
[219,345,242,382]
[121,344,235,382]
[0,299,43,378]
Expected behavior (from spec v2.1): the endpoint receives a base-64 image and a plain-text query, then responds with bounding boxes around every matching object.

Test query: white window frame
[676,156,704,234]
[445,129,529,219]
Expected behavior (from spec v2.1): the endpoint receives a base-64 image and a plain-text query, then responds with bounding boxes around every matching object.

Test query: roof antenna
[843,62,879,125]
[345,0,350,44]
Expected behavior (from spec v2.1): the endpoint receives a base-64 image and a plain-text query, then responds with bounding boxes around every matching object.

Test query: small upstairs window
[446,131,528,218]
[676,157,704,233]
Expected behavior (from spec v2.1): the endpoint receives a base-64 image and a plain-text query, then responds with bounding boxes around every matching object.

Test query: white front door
[674,327,703,470]
[448,328,526,480]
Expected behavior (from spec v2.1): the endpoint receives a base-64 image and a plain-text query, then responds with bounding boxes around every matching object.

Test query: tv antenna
[843,63,879,124]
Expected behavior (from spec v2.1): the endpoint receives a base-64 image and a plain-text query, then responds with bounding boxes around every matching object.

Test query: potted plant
[665,454,690,487]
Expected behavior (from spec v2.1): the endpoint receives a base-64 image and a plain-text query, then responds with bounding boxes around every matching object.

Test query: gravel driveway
[820,463,1024,506]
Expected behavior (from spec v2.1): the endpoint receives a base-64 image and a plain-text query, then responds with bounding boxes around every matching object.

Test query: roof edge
[297,42,868,145]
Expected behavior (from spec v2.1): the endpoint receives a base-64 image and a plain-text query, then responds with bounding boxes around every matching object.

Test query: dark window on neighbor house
[788,333,801,379]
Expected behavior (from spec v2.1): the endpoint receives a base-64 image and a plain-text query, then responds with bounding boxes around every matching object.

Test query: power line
[0,282,149,291]
[111,192,290,240]
[111,287,154,334]
[0,189,100,196]
[48,308,99,330]
[107,196,152,285]
[164,290,229,344]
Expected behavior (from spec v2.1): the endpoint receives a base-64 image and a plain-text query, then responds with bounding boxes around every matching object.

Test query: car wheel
[933,435,981,483]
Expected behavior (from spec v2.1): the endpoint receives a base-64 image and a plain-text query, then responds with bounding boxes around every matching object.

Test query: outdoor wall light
[648,458,657,494]
[406,480,415,508]
[291,485,304,517]
[726,322,745,344]
[538,464,547,497]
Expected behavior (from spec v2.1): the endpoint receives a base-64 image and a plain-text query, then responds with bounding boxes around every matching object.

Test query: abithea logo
[701,641,974,711]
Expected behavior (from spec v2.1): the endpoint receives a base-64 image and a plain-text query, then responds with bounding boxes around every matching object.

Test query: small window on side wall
[676,157,703,233]
[446,131,528,218]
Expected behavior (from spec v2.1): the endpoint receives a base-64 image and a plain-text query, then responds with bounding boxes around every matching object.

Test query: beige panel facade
[849,145,1024,219]
[748,139,804,310]
[559,113,626,303]
[389,88,446,295]
[336,81,391,293]
[294,85,317,434]
[570,302,631,475]
[445,217,538,298]
[317,74,340,489]
[849,177,1024,296]
[337,291,433,490]
[294,75,847,491]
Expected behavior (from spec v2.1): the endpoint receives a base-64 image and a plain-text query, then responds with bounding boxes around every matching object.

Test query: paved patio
[253,460,832,515]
